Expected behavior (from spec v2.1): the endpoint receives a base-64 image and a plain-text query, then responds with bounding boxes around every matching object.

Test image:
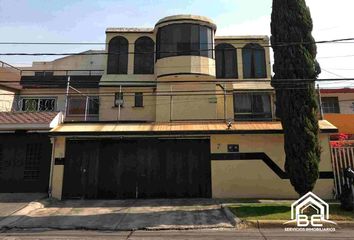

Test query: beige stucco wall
[51,136,66,200]
[155,82,224,122]
[210,133,334,199]
[21,52,105,76]
[99,87,156,121]
[0,89,15,111]
[155,56,216,78]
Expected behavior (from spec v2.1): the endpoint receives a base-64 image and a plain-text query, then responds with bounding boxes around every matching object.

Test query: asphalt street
[0,229,353,240]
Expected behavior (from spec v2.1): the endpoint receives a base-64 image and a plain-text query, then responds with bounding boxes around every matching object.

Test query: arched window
[242,43,266,78]
[134,37,154,74]
[107,36,128,74]
[215,43,237,78]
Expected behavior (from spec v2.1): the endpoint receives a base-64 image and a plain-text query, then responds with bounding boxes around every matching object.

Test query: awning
[50,120,338,136]
[0,111,63,131]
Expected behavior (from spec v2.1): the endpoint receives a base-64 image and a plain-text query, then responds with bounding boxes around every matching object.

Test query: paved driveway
[0,193,46,219]
[1,199,233,231]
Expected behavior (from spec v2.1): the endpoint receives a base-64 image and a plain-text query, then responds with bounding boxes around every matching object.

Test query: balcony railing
[20,70,104,88]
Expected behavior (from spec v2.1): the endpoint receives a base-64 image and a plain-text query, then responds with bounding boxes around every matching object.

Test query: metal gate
[62,139,212,199]
[330,144,354,197]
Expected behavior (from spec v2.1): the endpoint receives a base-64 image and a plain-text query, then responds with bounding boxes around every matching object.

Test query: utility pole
[64,76,71,119]
[317,84,324,120]
[116,85,122,122]
[84,96,89,121]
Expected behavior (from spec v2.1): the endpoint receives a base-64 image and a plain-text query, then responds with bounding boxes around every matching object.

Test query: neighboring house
[0,61,21,112]
[19,50,105,121]
[0,111,62,192]
[321,88,354,141]
[2,15,337,199]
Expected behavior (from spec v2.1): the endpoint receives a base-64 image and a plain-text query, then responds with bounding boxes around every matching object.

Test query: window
[156,23,213,59]
[242,43,266,78]
[234,93,272,120]
[34,71,54,77]
[134,37,155,74]
[24,143,41,181]
[114,92,124,107]
[67,96,99,115]
[321,97,340,113]
[21,98,56,112]
[215,43,237,78]
[107,36,128,74]
[134,92,143,107]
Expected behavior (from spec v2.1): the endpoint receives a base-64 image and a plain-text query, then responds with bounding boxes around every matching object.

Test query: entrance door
[98,140,137,199]
[62,140,99,199]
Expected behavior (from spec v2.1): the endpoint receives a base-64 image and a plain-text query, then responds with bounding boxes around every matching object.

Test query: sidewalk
[0,199,234,231]
[0,193,46,219]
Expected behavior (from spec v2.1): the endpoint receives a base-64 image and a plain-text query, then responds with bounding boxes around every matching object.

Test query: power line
[0,37,354,56]
[0,78,353,84]
[2,50,354,60]
[0,37,353,46]
[318,54,354,59]
[0,85,351,97]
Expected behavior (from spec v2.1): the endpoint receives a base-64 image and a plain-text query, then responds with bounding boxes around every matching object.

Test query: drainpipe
[48,137,56,198]
[117,85,122,121]
[170,85,173,122]
[217,84,226,121]
[317,84,324,120]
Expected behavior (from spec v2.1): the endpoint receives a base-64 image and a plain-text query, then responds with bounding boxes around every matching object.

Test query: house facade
[0,61,21,112]
[320,88,354,141]
[2,15,337,199]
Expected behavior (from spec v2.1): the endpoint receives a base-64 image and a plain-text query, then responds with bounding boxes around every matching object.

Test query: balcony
[20,70,104,88]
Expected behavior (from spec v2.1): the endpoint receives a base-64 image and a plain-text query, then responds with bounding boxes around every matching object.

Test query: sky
[0,0,353,87]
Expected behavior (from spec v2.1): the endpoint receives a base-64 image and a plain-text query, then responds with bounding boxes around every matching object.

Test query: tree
[271,0,321,196]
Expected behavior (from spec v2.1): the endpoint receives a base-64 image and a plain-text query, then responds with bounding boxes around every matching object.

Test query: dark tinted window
[242,43,266,78]
[215,43,237,78]
[134,92,143,107]
[134,37,154,74]
[68,96,99,115]
[156,23,213,59]
[34,71,54,77]
[107,36,128,74]
[321,97,340,113]
[234,93,272,120]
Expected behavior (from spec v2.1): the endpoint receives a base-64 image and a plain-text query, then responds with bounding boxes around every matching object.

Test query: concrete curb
[245,220,354,229]
[220,204,249,229]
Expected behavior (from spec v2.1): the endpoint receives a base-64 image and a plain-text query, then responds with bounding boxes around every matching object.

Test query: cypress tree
[271,0,321,196]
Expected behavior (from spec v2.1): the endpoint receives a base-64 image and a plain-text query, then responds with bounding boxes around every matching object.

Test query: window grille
[24,143,41,181]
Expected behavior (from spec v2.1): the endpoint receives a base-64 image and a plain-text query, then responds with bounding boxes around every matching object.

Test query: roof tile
[0,112,59,124]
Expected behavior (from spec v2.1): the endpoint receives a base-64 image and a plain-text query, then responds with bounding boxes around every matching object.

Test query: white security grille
[330,145,354,197]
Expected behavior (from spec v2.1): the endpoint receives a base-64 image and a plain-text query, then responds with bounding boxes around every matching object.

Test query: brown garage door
[63,139,211,199]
